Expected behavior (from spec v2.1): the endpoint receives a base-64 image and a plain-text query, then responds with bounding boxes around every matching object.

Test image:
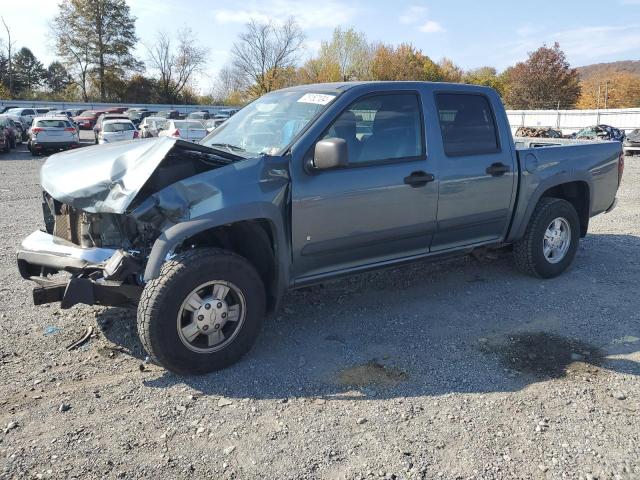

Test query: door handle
[404,171,435,187]
[486,162,510,176]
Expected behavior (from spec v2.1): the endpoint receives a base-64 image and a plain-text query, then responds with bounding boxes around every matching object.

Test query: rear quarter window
[435,93,500,156]
[36,119,71,128]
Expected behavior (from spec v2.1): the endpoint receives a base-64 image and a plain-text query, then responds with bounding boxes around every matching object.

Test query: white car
[6,107,38,123]
[139,116,168,138]
[98,119,139,144]
[159,120,207,142]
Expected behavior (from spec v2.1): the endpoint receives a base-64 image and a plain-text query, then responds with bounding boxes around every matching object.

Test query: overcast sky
[2,0,640,92]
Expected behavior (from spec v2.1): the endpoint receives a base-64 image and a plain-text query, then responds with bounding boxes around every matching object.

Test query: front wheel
[137,248,266,375]
[513,197,580,278]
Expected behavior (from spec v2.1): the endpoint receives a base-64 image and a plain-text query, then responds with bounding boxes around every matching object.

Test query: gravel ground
[0,142,638,480]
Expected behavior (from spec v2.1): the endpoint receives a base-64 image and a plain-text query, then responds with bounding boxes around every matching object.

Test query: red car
[105,107,128,114]
[72,110,106,130]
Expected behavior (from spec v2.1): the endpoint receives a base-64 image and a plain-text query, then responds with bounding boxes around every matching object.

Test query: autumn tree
[462,66,505,95]
[503,43,580,109]
[438,58,463,82]
[230,18,304,96]
[318,27,371,81]
[146,28,209,103]
[370,43,442,81]
[52,0,138,101]
[577,72,640,109]
[297,57,341,84]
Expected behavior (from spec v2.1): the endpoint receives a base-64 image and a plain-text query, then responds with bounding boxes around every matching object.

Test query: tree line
[1,3,639,109]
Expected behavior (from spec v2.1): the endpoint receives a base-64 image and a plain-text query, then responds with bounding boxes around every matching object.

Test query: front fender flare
[142,202,290,296]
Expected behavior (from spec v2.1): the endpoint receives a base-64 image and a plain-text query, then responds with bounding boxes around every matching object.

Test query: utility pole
[596,84,601,110]
[604,80,609,109]
[1,17,14,94]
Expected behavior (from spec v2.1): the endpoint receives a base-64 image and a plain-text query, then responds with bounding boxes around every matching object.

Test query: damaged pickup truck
[17,82,624,374]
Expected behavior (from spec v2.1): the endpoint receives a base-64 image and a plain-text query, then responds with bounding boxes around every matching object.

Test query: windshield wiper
[208,143,246,153]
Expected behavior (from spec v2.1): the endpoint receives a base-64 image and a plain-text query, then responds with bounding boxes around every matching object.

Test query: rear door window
[435,93,499,156]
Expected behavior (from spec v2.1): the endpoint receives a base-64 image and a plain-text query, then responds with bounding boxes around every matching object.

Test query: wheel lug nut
[217,302,223,309]
[221,312,227,318]
[204,303,211,310]
[197,315,204,321]
[202,325,209,331]
[214,324,220,329]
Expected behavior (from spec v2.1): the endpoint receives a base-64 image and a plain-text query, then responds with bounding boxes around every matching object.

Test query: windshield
[104,122,134,132]
[201,90,338,157]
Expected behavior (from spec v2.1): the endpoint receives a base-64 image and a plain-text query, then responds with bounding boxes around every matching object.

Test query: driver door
[290,91,438,282]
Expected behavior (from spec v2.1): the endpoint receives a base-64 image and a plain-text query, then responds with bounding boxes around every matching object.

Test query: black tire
[513,197,580,278]
[137,248,266,375]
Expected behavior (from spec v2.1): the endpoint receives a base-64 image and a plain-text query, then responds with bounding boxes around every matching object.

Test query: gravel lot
[0,141,638,480]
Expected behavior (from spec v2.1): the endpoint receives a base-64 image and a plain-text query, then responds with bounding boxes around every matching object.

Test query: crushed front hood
[41,137,183,214]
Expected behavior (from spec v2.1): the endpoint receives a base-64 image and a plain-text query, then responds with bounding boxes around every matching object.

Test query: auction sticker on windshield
[297,93,336,105]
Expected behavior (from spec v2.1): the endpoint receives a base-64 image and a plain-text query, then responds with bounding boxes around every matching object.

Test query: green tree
[12,47,45,94]
[52,0,138,101]
[503,43,580,109]
[318,27,371,81]
[44,61,72,95]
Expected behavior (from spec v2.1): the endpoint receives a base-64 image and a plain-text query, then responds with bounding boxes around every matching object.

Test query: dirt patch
[480,332,604,379]
[337,360,408,387]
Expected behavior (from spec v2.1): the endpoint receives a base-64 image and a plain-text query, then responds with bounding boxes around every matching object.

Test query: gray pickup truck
[17,82,623,374]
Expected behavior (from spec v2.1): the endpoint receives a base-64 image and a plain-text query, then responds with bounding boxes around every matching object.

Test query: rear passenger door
[430,92,517,251]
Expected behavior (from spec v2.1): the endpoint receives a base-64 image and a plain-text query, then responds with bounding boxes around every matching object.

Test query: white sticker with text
[297,93,336,105]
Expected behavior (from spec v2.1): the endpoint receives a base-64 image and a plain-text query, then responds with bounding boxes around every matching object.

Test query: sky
[2,0,640,92]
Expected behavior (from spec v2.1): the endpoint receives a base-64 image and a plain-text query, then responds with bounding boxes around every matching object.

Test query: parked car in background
[0,126,9,152]
[203,118,226,133]
[216,108,239,118]
[68,108,87,117]
[139,116,167,138]
[575,125,626,142]
[28,116,79,156]
[0,117,23,147]
[5,107,38,123]
[35,108,52,115]
[187,110,211,120]
[0,105,19,114]
[156,109,180,119]
[158,120,207,142]
[98,119,139,144]
[105,107,128,114]
[623,129,640,156]
[2,114,29,141]
[515,126,563,138]
[48,110,75,120]
[94,113,130,143]
[128,110,157,127]
[0,118,14,150]
[73,110,106,130]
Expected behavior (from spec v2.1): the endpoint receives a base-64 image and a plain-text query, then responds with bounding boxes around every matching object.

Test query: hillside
[577,60,640,80]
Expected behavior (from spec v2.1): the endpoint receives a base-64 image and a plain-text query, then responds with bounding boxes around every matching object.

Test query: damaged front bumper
[17,230,142,309]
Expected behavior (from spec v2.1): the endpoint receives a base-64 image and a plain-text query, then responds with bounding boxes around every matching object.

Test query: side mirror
[313,138,349,170]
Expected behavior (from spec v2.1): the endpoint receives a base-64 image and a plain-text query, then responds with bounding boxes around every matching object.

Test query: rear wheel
[137,248,266,375]
[513,198,580,278]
